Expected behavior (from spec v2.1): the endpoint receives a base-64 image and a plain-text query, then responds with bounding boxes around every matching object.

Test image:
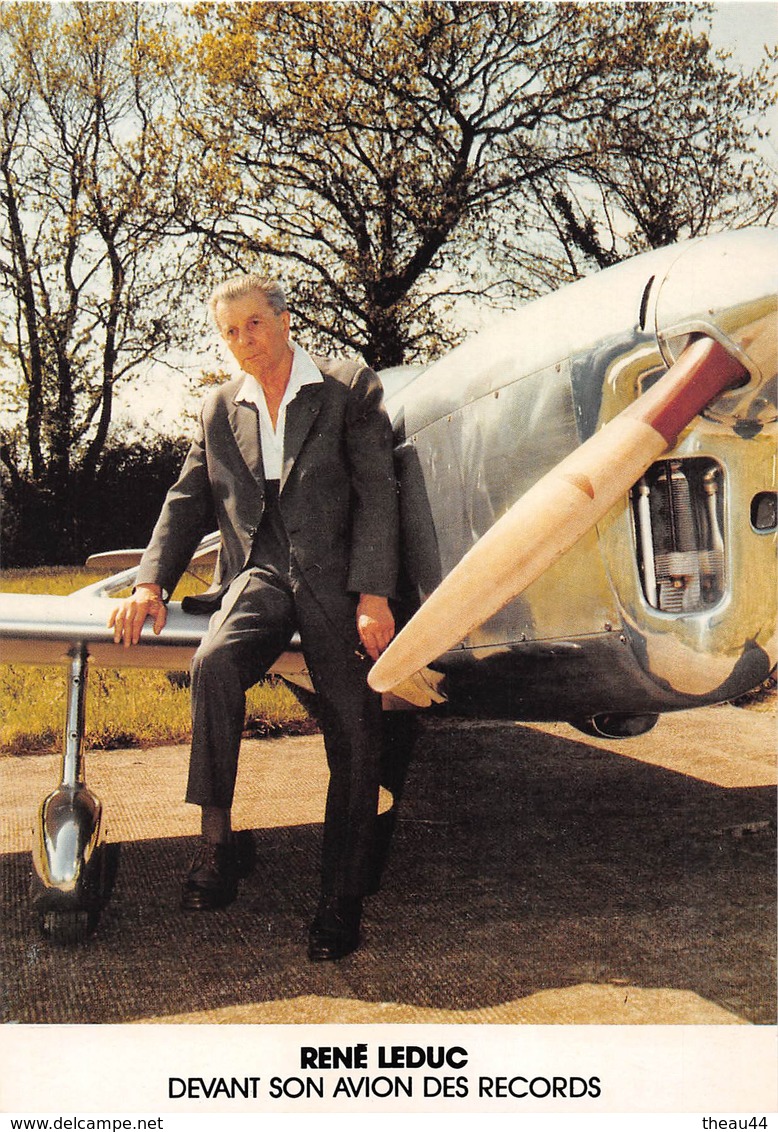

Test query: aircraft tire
[39,908,99,946]
[33,843,120,946]
[571,712,660,739]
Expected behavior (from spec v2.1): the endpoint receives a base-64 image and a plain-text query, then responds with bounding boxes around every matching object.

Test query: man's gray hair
[208,273,288,323]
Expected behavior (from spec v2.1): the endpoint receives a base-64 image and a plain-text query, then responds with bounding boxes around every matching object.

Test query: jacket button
[247,526,257,538]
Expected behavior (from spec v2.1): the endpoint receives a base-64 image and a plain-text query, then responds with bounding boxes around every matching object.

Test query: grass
[0,565,111,595]
[0,566,314,755]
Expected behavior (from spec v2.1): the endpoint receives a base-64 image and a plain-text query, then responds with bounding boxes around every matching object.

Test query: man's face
[215,291,291,382]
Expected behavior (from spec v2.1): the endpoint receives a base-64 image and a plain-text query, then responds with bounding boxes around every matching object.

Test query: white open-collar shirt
[234,340,323,481]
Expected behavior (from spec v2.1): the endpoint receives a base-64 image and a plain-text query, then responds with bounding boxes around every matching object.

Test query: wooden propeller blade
[368,337,747,694]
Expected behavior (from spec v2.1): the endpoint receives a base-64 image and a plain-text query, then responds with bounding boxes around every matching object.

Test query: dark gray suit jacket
[136,356,400,613]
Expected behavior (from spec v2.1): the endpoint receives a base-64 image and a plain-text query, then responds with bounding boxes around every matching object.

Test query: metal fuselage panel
[598,416,777,704]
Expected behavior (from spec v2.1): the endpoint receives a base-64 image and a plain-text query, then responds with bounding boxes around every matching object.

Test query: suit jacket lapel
[281,383,323,491]
[227,397,265,488]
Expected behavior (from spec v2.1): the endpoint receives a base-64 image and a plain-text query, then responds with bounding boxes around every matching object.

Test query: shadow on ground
[2,719,775,1024]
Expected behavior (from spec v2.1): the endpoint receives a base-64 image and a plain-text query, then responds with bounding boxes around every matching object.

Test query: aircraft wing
[84,533,221,576]
[0,529,313,686]
[0,592,210,669]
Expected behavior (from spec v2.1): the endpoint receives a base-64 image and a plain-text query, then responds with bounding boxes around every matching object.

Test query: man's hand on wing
[356,594,395,661]
[108,584,168,647]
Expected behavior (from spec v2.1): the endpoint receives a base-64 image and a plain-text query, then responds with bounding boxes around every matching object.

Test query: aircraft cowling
[374,230,777,706]
[599,228,777,700]
[369,335,750,695]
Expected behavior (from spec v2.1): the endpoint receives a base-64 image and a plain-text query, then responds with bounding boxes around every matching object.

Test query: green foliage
[1,435,191,566]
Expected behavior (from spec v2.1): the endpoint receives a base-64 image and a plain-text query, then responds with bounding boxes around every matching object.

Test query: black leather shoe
[307,896,363,961]
[181,837,239,911]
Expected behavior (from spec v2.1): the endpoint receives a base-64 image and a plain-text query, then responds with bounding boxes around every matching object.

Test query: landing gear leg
[31,644,113,944]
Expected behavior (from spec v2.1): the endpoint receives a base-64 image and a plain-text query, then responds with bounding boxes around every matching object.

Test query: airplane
[0,226,775,944]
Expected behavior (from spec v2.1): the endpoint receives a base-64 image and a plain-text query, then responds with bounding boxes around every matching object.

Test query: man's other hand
[356,594,395,661]
[108,584,167,647]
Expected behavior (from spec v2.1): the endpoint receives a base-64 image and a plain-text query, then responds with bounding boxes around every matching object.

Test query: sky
[708,0,776,64]
[706,1,778,138]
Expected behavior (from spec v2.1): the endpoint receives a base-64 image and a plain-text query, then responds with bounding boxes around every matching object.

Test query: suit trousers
[185,562,382,899]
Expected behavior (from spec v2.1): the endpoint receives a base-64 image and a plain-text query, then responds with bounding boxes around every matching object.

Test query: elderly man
[110,274,399,960]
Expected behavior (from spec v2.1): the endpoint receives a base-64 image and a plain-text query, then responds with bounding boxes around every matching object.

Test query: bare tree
[506,6,778,281]
[0,2,200,562]
[175,1,776,367]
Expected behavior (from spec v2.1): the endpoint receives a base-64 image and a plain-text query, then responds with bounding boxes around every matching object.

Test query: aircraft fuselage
[386,229,776,721]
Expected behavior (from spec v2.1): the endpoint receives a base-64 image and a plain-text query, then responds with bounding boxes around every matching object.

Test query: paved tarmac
[1,702,775,1026]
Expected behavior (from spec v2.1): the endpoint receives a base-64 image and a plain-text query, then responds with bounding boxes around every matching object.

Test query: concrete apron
[1,703,775,1026]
